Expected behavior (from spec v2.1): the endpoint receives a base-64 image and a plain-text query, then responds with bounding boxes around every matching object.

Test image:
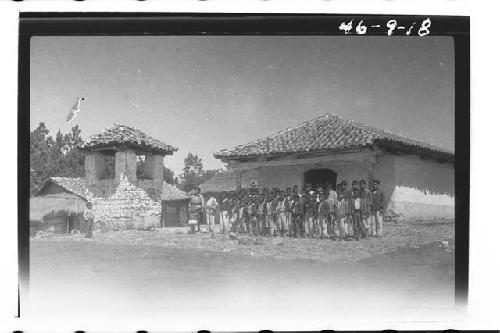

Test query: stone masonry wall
[90,174,161,231]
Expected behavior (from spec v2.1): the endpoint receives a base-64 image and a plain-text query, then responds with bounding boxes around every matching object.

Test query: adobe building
[198,169,258,195]
[214,113,455,221]
[33,124,190,232]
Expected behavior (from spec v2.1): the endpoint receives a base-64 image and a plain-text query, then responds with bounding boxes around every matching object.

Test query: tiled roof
[214,113,454,161]
[38,177,189,202]
[198,170,258,193]
[161,182,191,201]
[42,177,90,201]
[80,124,177,155]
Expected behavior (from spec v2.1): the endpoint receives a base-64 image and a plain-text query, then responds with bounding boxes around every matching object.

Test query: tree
[30,122,86,195]
[163,167,178,185]
[179,153,221,192]
[30,122,53,194]
[200,169,219,184]
[56,125,85,178]
[180,153,204,192]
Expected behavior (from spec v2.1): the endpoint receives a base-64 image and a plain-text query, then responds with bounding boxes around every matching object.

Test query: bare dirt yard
[29,221,455,324]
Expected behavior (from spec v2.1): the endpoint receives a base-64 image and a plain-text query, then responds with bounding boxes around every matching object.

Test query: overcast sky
[30,36,454,175]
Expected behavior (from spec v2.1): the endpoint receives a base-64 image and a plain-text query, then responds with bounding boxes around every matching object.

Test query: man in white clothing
[205,193,219,233]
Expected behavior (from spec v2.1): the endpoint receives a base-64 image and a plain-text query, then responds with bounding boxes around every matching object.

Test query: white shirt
[205,197,218,212]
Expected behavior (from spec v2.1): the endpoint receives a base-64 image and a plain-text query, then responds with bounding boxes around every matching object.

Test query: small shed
[160,182,191,227]
[29,192,89,235]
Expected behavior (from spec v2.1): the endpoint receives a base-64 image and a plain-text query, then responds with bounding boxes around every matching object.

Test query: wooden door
[44,215,68,234]
[162,203,180,227]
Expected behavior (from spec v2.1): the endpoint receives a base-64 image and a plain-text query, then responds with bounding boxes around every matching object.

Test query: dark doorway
[303,168,337,190]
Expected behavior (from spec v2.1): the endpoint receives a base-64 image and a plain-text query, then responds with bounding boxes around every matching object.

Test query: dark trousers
[352,211,366,240]
[327,214,334,236]
[292,214,303,237]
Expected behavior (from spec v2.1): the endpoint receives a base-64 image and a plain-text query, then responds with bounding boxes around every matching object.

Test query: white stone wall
[389,155,454,220]
[90,174,161,231]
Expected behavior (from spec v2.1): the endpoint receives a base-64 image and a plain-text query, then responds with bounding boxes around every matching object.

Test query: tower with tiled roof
[80,123,177,187]
[32,124,189,232]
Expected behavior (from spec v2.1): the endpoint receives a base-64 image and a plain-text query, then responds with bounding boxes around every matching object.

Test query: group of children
[199,179,385,241]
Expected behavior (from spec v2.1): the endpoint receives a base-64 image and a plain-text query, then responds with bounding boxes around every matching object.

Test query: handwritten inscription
[339,18,431,36]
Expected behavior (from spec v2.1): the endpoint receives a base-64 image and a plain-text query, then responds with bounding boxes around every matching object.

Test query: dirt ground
[33,220,454,263]
[29,221,455,323]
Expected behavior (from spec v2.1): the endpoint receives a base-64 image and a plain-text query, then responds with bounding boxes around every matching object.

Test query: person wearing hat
[317,191,331,239]
[188,187,205,233]
[276,191,286,237]
[264,192,274,237]
[371,179,385,237]
[270,191,281,237]
[229,192,239,233]
[299,188,308,237]
[359,180,371,239]
[290,193,301,237]
[83,203,95,238]
[336,181,349,240]
[324,183,337,238]
[285,187,293,237]
[256,193,266,236]
[246,194,256,235]
[238,194,248,233]
[219,191,231,236]
[303,183,317,238]
[353,180,366,240]
[313,186,324,237]
[347,180,362,240]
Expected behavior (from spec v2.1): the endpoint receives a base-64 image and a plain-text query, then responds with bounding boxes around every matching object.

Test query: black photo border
[18,12,470,317]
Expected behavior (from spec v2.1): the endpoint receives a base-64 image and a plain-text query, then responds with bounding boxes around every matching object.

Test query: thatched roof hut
[29,192,88,222]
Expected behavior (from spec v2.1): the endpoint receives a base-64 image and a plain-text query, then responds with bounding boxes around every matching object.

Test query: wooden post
[236,170,242,191]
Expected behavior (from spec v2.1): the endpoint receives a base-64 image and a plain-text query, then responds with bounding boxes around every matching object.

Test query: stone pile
[91,174,161,231]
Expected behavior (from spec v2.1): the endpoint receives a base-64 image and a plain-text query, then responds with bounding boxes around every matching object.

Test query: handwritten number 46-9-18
[339,18,431,36]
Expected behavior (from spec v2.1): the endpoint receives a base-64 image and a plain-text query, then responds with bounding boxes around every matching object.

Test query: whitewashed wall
[390,155,454,220]
[257,159,379,190]
[252,152,454,221]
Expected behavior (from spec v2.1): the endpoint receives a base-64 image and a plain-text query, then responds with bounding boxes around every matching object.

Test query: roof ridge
[217,113,333,153]
[324,113,453,153]
[269,113,331,138]
[214,112,454,159]
[81,123,178,153]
